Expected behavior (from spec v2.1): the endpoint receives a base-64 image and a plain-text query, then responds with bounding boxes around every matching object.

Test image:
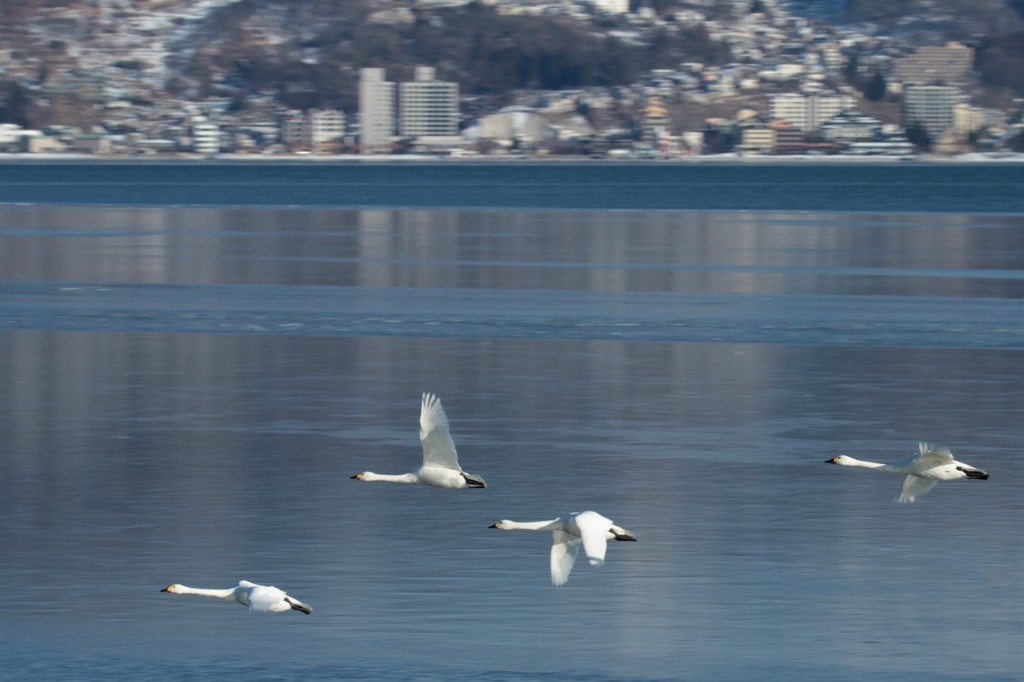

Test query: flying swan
[489,511,636,585]
[160,580,312,614]
[826,441,989,503]
[351,392,486,489]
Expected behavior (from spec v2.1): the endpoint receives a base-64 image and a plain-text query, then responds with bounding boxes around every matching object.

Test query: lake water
[1,163,1023,682]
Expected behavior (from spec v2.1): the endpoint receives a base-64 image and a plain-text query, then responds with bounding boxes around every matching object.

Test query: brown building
[892,42,974,85]
[772,122,806,155]
[642,98,671,146]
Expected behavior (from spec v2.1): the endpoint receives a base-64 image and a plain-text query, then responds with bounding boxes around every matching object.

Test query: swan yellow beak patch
[162,585,174,592]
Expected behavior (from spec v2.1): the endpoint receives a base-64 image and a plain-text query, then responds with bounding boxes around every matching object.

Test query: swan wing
[550,530,581,586]
[419,393,461,471]
[246,584,287,612]
[915,442,954,465]
[898,475,937,504]
[575,511,611,567]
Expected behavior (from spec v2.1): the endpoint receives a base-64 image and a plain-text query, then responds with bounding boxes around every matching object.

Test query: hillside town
[0,0,1021,158]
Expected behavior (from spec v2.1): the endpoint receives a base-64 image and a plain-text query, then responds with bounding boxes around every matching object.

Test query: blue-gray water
[1,164,1024,681]
[2,160,1024,213]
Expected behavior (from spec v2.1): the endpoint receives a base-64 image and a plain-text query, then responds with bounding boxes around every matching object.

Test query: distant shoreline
[1,152,1023,164]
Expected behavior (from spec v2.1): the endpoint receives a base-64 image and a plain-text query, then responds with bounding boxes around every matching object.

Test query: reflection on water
[0,207,1023,348]
[0,207,1023,296]
[1,206,1023,681]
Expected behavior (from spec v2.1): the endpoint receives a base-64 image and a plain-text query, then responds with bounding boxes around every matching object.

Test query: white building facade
[904,85,957,138]
[399,67,459,138]
[311,109,345,146]
[820,112,883,143]
[191,118,220,154]
[0,123,27,146]
[592,0,629,13]
[769,92,854,133]
[769,93,808,131]
[359,68,396,154]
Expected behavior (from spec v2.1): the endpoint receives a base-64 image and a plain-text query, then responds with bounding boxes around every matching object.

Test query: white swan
[160,580,312,614]
[489,511,636,585]
[826,441,989,503]
[351,393,486,489]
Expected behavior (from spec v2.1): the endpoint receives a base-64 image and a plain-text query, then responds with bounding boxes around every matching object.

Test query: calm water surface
[1,169,1024,681]
[1,160,1024,212]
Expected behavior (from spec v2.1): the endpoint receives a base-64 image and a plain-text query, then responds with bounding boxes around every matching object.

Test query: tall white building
[769,92,854,133]
[191,117,220,154]
[359,68,396,154]
[904,85,957,137]
[399,66,459,138]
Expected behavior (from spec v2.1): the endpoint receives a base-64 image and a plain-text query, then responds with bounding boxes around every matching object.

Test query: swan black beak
[488,523,499,528]
[160,586,171,592]
[351,474,362,480]
[825,457,838,464]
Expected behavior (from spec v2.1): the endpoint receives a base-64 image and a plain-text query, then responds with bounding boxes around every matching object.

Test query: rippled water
[1,197,1023,681]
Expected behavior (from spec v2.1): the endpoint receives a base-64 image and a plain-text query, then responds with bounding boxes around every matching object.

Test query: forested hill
[177,0,731,111]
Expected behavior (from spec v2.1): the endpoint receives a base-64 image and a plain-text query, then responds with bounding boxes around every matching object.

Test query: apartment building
[820,112,882,143]
[903,85,958,137]
[191,118,220,154]
[641,97,671,145]
[893,42,973,85]
[281,109,346,149]
[359,68,396,154]
[738,124,776,154]
[399,67,459,138]
[769,91,853,133]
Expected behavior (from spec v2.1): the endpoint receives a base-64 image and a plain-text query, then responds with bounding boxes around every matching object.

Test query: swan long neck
[840,457,890,471]
[175,586,237,600]
[502,519,560,531]
[362,472,419,483]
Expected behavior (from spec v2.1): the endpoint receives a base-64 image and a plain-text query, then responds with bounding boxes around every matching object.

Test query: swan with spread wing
[490,511,636,585]
[826,442,988,503]
[351,393,486,489]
